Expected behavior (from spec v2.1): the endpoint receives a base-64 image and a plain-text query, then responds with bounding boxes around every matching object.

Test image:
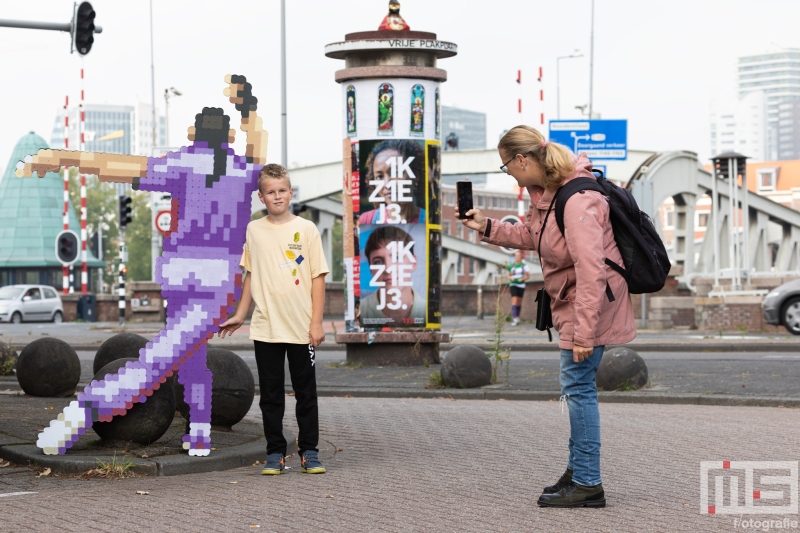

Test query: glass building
[738,50,800,160]
[50,103,164,156]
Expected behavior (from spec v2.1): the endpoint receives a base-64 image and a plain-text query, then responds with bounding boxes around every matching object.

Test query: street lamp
[163,87,182,147]
[556,51,582,119]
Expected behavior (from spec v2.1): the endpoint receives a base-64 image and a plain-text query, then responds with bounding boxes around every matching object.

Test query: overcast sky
[1,0,798,173]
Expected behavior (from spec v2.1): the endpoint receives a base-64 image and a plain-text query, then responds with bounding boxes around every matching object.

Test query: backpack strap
[554,177,606,237]
[553,174,621,302]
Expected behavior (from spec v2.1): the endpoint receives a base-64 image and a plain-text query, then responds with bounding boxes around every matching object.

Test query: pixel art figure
[16,75,267,456]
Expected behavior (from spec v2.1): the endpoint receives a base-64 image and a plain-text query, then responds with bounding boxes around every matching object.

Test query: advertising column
[343,78,442,331]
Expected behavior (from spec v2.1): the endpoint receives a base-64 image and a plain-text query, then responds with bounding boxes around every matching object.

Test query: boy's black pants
[254,341,319,456]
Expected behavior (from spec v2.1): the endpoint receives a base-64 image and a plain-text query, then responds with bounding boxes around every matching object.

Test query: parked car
[0,285,64,324]
[762,278,800,335]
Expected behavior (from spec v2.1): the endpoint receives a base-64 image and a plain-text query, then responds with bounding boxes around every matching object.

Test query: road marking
[764,355,800,359]
[0,492,37,498]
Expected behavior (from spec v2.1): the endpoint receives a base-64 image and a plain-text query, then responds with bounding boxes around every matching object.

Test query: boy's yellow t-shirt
[240,215,329,344]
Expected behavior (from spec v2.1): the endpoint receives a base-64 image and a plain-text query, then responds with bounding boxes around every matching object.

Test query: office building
[776,99,800,160]
[441,105,487,186]
[709,91,767,161]
[50,103,165,156]
[738,49,800,160]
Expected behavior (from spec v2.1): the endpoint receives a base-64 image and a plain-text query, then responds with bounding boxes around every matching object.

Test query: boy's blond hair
[258,164,292,193]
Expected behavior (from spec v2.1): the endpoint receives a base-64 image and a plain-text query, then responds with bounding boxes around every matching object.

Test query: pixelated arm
[224,74,268,165]
[15,149,148,182]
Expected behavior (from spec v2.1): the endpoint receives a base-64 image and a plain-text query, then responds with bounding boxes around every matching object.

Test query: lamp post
[163,87,182,147]
[556,51,582,119]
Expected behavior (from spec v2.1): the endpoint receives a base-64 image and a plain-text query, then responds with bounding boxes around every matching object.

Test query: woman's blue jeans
[559,346,604,487]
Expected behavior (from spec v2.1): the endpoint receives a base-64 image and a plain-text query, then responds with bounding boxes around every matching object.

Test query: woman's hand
[218,314,245,338]
[454,206,487,233]
[573,345,593,363]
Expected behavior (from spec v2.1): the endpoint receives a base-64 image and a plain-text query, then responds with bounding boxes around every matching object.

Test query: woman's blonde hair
[498,125,575,190]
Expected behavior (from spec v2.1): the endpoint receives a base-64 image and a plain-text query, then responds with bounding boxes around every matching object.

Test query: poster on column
[342,78,442,329]
[358,138,428,327]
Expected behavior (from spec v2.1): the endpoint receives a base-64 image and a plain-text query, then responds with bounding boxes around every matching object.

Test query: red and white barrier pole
[516,70,522,121]
[62,96,70,294]
[538,66,544,126]
[79,66,88,295]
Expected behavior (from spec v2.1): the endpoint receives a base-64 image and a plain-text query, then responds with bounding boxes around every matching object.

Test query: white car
[0,285,64,324]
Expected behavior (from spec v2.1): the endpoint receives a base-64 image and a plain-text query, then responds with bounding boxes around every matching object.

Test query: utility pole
[556,51,582,119]
[149,0,157,152]
[280,0,288,167]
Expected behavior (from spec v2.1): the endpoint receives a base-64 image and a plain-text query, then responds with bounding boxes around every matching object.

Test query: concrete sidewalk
[0,397,796,532]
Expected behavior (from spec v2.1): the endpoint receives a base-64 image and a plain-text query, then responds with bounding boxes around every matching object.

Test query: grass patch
[86,453,136,479]
[426,371,446,389]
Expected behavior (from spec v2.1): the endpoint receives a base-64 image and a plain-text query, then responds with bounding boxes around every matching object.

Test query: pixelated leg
[178,344,213,457]
[37,401,91,455]
[37,302,214,455]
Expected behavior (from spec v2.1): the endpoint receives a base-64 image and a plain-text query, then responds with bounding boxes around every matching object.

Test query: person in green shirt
[507,250,530,326]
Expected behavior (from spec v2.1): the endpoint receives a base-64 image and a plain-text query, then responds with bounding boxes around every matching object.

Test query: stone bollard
[16,338,80,397]
[595,347,649,391]
[174,347,255,430]
[92,358,176,445]
[440,345,492,388]
[93,333,150,375]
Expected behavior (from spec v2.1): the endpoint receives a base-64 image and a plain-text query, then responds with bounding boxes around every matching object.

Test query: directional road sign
[548,119,627,160]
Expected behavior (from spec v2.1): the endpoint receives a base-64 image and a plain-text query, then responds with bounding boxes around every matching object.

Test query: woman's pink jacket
[480,153,636,350]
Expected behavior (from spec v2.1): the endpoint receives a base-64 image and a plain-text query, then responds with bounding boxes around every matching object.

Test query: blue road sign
[548,119,627,160]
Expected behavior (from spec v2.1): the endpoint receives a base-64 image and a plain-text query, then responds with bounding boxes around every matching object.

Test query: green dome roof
[0,132,104,268]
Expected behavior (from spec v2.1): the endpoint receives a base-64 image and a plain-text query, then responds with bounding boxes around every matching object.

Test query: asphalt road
[69,349,800,397]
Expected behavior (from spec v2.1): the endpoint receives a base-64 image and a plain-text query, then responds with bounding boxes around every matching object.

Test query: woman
[455,125,635,508]
[507,250,530,326]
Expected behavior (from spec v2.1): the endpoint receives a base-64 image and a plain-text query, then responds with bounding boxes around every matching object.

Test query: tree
[125,192,153,282]
[67,170,152,287]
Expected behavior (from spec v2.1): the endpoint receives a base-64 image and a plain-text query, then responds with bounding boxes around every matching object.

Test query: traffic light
[119,195,132,228]
[55,230,79,265]
[711,152,748,181]
[73,2,96,56]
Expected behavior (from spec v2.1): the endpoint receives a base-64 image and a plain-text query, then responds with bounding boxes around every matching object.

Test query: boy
[219,164,329,475]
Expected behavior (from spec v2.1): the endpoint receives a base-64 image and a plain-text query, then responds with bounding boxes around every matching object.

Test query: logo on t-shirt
[285,234,304,285]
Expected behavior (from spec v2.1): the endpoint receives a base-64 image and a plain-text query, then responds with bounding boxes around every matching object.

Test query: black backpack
[553,170,670,295]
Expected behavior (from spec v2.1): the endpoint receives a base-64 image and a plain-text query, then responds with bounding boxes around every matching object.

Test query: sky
[1,0,799,173]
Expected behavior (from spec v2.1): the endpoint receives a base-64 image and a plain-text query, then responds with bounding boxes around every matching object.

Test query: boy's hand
[309,323,325,348]
[218,314,245,338]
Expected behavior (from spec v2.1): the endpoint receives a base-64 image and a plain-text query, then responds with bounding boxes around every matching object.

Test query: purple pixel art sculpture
[16,75,267,456]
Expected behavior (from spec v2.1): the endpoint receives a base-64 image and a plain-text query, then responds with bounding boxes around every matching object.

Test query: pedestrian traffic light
[119,195,132,228]
[73,2,96,55]
[55,230,79,265]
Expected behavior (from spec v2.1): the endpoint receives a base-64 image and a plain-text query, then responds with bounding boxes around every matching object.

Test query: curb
[0,429,295,477]
[312,387,800,407]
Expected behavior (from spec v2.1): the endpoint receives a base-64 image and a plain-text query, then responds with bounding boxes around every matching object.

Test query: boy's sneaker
[300,450,326,474]
[261,453,285,475]
[512,318,520,326]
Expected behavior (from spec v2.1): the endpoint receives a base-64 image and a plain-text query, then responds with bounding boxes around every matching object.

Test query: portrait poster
[377,83,394,135]
[410,84,425,137]
[359,223,427,327]
[346,85,357,136]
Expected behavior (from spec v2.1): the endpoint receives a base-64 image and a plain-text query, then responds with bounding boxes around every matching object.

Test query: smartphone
[456,180,474,219]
